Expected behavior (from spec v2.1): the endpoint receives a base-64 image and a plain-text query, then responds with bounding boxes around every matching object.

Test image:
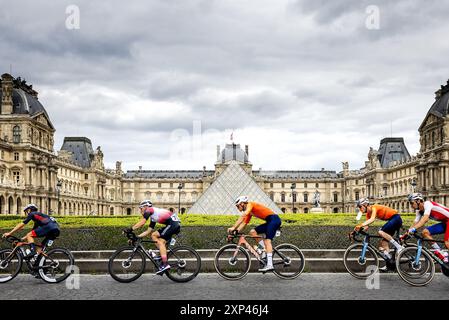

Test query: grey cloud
[1,0,449,170]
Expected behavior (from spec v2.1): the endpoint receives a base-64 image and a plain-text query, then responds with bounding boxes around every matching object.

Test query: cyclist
[227,196,282,273]
[2,204,60,259]
[354,198,404,266]
[125,200,181,275]
[406,193,449,263]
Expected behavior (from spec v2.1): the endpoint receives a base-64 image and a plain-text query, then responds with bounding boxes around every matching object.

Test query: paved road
[1,273,448,300]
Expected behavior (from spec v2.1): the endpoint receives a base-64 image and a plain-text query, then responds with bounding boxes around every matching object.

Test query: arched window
[13,126,21,143]
[110,207,114,215]
[304,208,309,214]
[281,193,286,203]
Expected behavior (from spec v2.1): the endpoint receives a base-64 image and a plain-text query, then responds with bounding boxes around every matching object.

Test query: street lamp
[56,179,62,215]
[290,183,296,213]
[178,183,184,214]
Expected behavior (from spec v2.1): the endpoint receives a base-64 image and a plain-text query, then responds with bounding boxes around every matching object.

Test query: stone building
[1,72,448,215]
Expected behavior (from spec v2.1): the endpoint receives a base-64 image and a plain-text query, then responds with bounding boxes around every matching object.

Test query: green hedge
[0,213,419,229]
[1,225,441,250]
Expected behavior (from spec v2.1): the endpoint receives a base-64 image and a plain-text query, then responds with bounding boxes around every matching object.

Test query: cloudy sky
[2,0,449,172]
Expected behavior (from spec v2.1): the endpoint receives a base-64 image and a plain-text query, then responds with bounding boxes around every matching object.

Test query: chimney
[1,73,14,115]
[245,145,249,156]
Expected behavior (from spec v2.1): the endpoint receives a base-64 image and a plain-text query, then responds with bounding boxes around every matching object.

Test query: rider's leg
[250,227,265,249]
[423,224,441,249]
[152,231,168,266]
[260,216,281,271]
[25,230,39,256]
[379,215,403,251]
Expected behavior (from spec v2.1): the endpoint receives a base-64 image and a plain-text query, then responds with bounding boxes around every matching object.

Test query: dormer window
[12,126,21,143]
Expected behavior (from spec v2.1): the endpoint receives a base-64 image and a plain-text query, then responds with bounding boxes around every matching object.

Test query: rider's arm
[138,220,156,238]
[132,218,147,231]
[228,216,244,233]
[228,203,253,233]
[6,222,26,236]
[361,207,377,227]
[408,210,421,229]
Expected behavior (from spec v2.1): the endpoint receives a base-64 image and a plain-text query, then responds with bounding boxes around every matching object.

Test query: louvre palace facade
[1,72,449,215]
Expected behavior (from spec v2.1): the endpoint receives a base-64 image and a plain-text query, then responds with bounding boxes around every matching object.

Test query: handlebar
[348,229,369,242]
[123,229,139,242]
[3,235,21,244]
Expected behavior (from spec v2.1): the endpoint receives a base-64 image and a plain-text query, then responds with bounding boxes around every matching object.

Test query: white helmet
[139,200,153,208]
[356,197,370,208]
[408,193,423,202]
[235,196,249,205]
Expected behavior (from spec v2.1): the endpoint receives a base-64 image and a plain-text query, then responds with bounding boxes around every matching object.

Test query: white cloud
[1,0,448,172]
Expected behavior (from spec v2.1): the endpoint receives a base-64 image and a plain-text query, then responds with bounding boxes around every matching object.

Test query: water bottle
[25,249,31,257]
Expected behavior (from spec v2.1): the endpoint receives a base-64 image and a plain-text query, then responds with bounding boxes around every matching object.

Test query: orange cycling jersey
[366,204,398,221]
[243,202,275,224]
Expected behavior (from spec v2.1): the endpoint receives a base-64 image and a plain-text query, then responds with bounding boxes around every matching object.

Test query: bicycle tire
[0,249,22,283]
[395,246,435,287]
[165,245,201,283]
[343,243,379,279]
[272,243,305,280]
[108,246,146,283]
[38,248,75,283]
[214,244,251,280]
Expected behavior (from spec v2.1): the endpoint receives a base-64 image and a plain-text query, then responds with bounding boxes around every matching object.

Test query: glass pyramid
[188,161,282,215]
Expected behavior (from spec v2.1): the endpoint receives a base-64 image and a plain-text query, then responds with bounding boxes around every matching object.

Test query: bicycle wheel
[108,246,146,283]
[165,246,201,283]
[343,243,379,279]
[272,243,305,279]
[395,247,435,286]
[214,244,251,280]
[0,249,22,283]
[38,248,75,283]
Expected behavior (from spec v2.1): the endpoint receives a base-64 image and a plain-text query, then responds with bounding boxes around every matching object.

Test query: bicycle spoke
[344,244,379,279]
[272,244,305,279]
[108,247,146,283]
[165,246,201,283]
[214,244,250,280]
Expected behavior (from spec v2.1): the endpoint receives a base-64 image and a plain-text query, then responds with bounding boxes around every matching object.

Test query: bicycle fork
[414,240,423,267]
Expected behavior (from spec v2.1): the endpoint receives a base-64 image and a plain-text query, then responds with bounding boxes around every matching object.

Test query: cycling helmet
[235,196,249,205]
[23,204,38,212]
[408,193,423,202]
[356,198,370,208]
[139,200,153,208]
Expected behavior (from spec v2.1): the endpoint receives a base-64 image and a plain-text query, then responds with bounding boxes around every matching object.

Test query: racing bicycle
[344,229,410,279]
[214,230,305,280]
[0,235,75,283]
[108,230,201,283]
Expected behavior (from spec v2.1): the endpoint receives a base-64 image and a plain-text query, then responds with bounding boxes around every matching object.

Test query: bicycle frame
[228,233,289,266]
[353,231,400,263]
[409,235,447,267]
[127,237,182,268]
[2,237,51,272]
[235,235,264,261]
